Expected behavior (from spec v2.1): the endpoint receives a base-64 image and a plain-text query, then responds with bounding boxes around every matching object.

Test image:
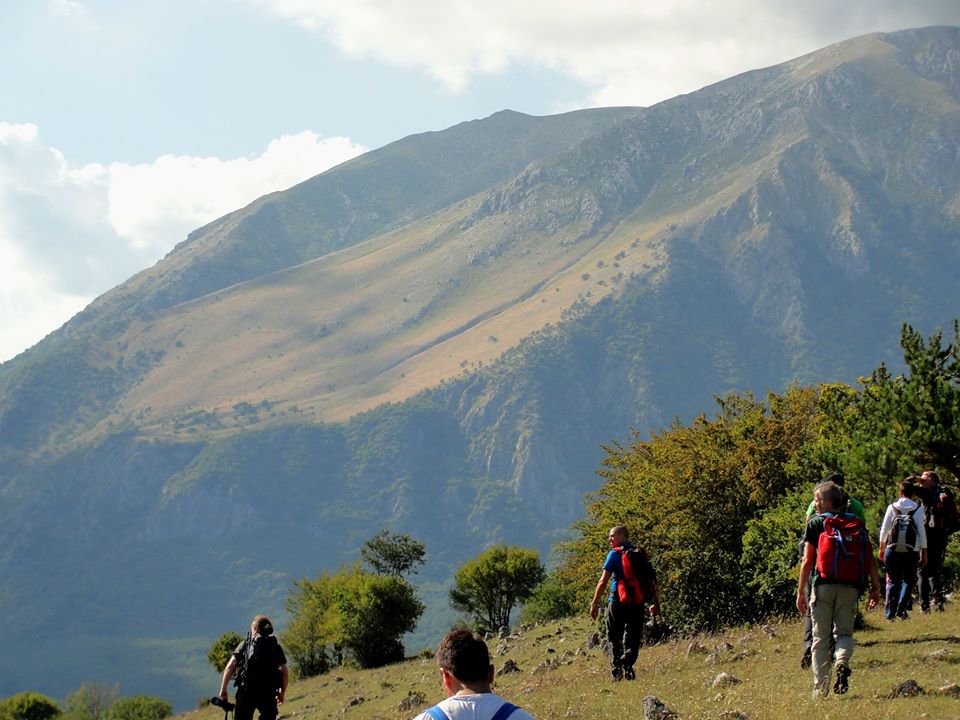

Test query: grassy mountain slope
[1,26,960,709]
[185,606,960,720]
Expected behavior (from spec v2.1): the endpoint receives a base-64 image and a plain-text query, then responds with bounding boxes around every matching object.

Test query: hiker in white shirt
[414,629,535,720]
[877,480,928,621]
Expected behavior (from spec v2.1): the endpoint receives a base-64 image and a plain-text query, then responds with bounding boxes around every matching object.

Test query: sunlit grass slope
[186,602,959,720]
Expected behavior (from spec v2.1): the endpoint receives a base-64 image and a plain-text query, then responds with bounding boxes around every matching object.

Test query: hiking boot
[623,667,636,681]
[896,609,909,620]
[833,663,851,694]
[800,647,811,669]
[936,601,945,612]
[611,667,623,682]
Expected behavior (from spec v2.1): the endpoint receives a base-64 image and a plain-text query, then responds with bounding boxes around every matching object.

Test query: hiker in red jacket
[797,482,880,699]
[588,525,660,682]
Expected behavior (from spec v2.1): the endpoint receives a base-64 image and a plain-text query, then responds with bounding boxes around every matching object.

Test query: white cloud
[107,132,365,255]
[252,0,960,105]
[48,0,96,29]
[0,124,365,363]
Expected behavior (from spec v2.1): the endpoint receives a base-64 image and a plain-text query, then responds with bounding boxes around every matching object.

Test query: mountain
[2,26,960,708]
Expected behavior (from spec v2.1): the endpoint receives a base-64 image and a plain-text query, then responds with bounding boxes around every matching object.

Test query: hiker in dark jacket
[588,525,660,682]
[218,615,288,720]
[915,470,957,612]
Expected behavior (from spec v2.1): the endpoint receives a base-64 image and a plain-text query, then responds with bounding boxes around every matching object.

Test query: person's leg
[234,690,254,720]
[919,538,937,611]
[831,584,859,694]
[896,553,919,618]
[605,602,625,680]
[929,533,948,609]
[883,550,896,620]
[256,694,278,720]
[801,570,814,668]
[810,584,836,698]
[884,550,904,619]
[621,603,644,678]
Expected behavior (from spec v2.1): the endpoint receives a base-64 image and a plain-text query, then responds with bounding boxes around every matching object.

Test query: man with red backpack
[588,525,660,682]
[797,481,881,699]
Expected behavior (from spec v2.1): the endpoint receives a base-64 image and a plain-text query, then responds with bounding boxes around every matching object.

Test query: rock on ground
[712,672,741,688]
[642,696,676,720]
[884,679,924,698]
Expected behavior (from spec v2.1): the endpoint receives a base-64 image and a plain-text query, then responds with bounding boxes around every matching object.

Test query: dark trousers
[884,548,919,619]
[919,531,948,610]
[234,688,278,720]
[605,600,644,670]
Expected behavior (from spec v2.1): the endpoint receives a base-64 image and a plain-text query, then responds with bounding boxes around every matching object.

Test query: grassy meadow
[186,601,960,720]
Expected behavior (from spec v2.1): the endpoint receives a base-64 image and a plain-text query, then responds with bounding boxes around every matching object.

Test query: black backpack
[235,635,281,693]
[884,507,920,552]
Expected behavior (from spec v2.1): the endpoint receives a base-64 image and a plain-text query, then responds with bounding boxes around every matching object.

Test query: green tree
[868,321,960,480]
[740,487,810,617]
[62,683,117,720]
[283,573,338,678]
[360,529,426,577]
[283,563,424,675]
[102,698,170,720]
[519,572,577,624]
[207,631,244,673]
[330,565,425,667]
[0,693,60,720]
[557,387,820,630]
[450,545,546,633]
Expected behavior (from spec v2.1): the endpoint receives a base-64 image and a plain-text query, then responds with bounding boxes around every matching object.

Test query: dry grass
[184,602,959,720]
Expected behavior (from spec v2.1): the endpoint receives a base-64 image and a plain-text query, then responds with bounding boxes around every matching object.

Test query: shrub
[520,573,577,624]
[0,692,61,720]
[102,697,171,720]
[207,631,244,673]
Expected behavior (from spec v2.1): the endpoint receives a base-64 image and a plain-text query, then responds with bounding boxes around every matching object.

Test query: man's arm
[589,569,612,619]
[864,548,882,609]
[796,542,815,614]
[218,656,237,699]
[277,664,288,706]
[648,580,662,616]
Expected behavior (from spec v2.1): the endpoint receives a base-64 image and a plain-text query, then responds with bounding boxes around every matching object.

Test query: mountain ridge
[1,26,960,708]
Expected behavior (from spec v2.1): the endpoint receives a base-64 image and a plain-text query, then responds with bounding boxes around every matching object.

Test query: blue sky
[2,0,959,362]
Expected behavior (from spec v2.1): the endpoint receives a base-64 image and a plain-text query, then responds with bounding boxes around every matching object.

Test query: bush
[0,693,61,720]
[741,487,809,617]
[62,683,117,720]
[207,631,244,673]
[519,573,577,624]
[450,545,545,633]
[283,562,425,676]
[102,697,171,720]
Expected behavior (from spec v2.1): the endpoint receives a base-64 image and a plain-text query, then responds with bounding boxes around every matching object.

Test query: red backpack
[616,546,654,604]
[815,514,870,587]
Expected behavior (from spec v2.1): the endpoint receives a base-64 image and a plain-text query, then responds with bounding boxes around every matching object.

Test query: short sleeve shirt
[602,541,633,602]
[412,692,535,720]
